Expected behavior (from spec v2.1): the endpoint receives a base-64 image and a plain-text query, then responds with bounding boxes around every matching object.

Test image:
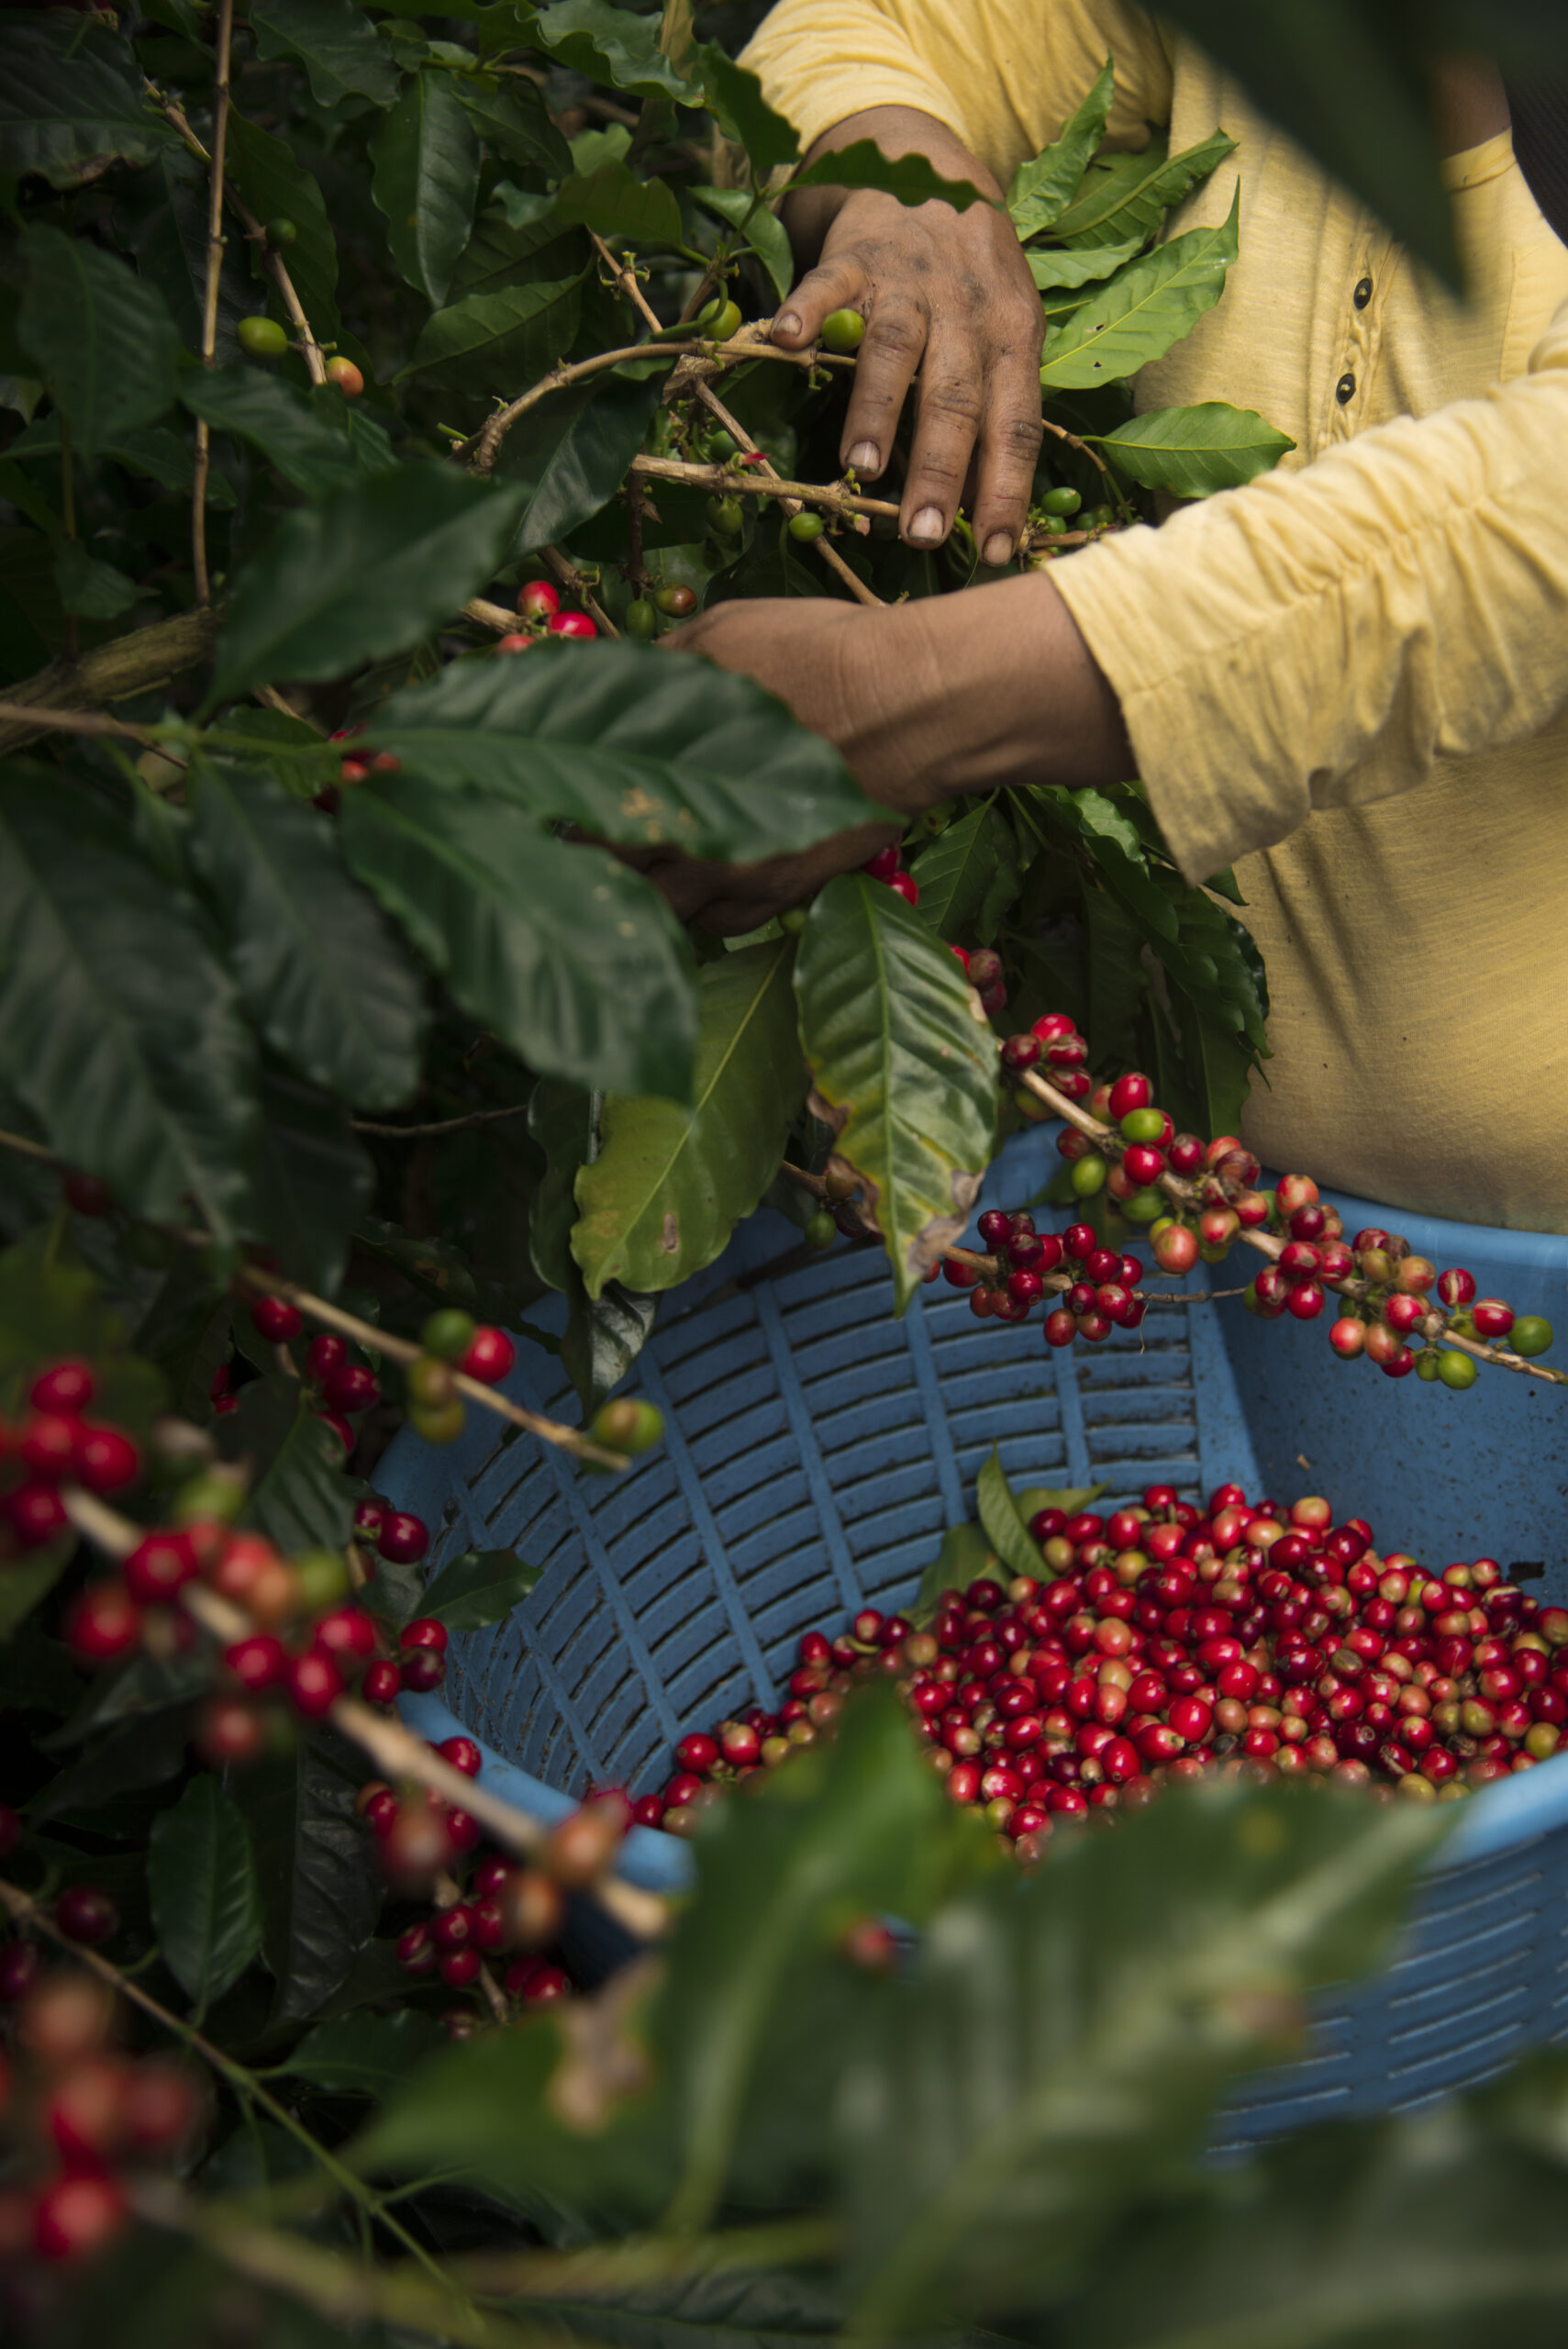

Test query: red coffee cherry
[7,1482,70,1546]
[124,1530,199,1604]
[62,1173,114,1219]
[250,1297,304,1342]
[287,1652,343,1718]
[548,610,597,639]
[64,1583,143,1666]
[1471,1298,1515,1339]
[30,1360,95,1414]
[72,1423,140,1494]
[306,1333,347,1381]
[517,580,560,622]
[322,1361,380,1414]
[435,1735,482,1778]
[458,1326,516,1384]
[195,1696,268,1768]
[55,1886,120,1947]
[326,355,363,397]
[34,2171,128,2262]
[378,1513,429,1564]
[362,1660,402,1705]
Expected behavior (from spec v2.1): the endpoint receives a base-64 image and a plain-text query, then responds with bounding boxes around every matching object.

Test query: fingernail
[774,311,803,340]
[906,506,946,546]
[847,440,880,474]
[983,532,1015,567]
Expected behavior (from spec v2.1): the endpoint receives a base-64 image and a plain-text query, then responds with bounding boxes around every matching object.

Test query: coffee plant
[5,3,1568,2342]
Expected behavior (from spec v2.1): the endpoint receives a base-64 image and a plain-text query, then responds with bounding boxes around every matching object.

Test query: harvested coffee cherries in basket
[639,1486,1565,1857]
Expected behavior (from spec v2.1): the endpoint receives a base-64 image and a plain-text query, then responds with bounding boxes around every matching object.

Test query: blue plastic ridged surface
[380,1128,1568,2139]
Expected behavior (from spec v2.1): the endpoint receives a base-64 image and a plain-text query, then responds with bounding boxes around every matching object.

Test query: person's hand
[774,107,1046,569]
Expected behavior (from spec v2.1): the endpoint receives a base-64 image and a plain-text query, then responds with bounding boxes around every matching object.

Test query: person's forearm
[862,574,1134,807]
[780,106,1003,273]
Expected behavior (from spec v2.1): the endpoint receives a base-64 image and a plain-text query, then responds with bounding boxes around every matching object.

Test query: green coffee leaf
[218,1377,358,1554]
[561,1275,658,1416]
[228,112,342,343]
[1026,234,1146,290]
[524,0,698,103]
[249,1072,374,1299]
[148,1776,264,2013]
[1008,58,1115,239]
[975,1445,1040,1581]
[571,937,806,1297]
[1095,399,1296,495]
[911,803,1023,944]
[912,1523,997,1621]
[528,1078,592,1293]
[1085,885,1149,1068]
[187,760,425,1109]
[210,464,526,703]
[250,0,400,106]
[53,543,137,620]
[238,1722,383,2026]
[554,157,684,248]
[402,274,584,395]
[1053,127,1237,248]
[341,776,698,1100]
[510,372,662,557]
[17,226,180,459]
[795,875,997,1311]
[0,769,257,1237]
[363,640,882,863]
[786,139,992,214]
[1040,187,1239,390]
[692,184,794,300]
[455,76,572,178]
[283,2009,440,2097]
[371,69,482,306]
[840,1785,1450,2332]
[419,1547,541,1631]
[178,366,362,500]
[695,44,800,178]
[0,16,173,190]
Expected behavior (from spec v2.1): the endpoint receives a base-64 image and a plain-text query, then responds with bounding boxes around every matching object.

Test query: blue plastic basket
[382,1128,1568,2144]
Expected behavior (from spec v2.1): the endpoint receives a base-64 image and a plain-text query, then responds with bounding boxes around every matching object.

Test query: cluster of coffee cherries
[328,719,400,796]
[993,1018,1554,1380]
[945,1213,1148,1345]
[368,1763,633,2014]
[0,1943,204,2268]
[239,1300,517,1451]
[0,1361,141,1560]
[633,1485,1564,1855]
[496,577,598,653]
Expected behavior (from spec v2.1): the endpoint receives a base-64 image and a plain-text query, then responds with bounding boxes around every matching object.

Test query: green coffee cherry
[624,597,657,640]
[1040,484,1082,517]
[265,217,297,249]
[1069,1153,1106,1198]
[805,1209,836,1250]
[588,1397,664,1455]
[1436,1349,1478,1388]
[1119,1107,1166,1145]
[407,1354,458,1408]
[170,1467,248,1525]
[412,1398,466,1444]
[1083,504,1115,529]
[698,298,741,340]
[421,1308,476,1362]
[706,495,744,536]
[1122,1187,1165,1223]
[238,315,288,359]
[1511,1315,1554,1356]
[788,510,825,542]
[779,905,809,934]
[295,1547,350,1612]
[819,306,866,353]
[655,583,696,618]
[705,429,737,461]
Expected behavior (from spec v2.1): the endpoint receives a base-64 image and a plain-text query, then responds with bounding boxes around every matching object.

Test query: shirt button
[1353,276,1373,309]
[1336,372,1356,404]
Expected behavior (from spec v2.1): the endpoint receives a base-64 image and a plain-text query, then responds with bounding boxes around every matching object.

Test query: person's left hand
[628,596,935,933]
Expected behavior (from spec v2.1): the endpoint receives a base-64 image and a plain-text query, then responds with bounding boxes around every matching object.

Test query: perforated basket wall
[380,1127,1568,2142]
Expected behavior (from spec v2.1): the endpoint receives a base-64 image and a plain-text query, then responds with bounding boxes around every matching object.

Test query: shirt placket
[1325,227,1394,446]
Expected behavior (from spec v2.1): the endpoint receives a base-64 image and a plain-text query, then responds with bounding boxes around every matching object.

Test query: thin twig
[152,85,327,386]
[0,701,161,745]
[539,545,619,640]
[632,451,898,522]
[60,1490,668,1944]
[689,379,884,609]
[352,1102,531,1140]
[590,228,662,334]
[1014,1063,1568,1385]
[191,0,235,607]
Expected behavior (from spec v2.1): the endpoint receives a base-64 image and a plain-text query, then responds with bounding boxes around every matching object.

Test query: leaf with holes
[1008,58,1114,239]
[0,16,174,190]
[0,768,257,1236]
[1095,399,1296,496]
[363,641,881,863]
[1040,188,1239,390]
[187,760,425,1108]
[210,465,526,703]
[341,775,698,1101]
[371,69,481,306]
[250,0,400,106]
[419,1548,541,1631]
[795,876,997,1311]
[17,226,180,459]
[571,938,805,1298]
[148,1775,264,2013]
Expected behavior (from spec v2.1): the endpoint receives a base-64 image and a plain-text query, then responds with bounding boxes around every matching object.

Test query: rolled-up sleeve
[1050,296,1568,881]
[740,0,1173,191]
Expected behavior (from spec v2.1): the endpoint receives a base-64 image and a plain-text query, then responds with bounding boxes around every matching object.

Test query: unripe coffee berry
[588,1397,664,1455]
[1511,1316,1553,1357]
[655,583,696,617]
[788,509,825,541]
[238,315,288,358]
[326,355,363,397]
[818,306,865,352]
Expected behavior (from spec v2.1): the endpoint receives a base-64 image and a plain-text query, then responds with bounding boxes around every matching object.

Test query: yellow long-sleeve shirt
[742,0,1568,1230]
